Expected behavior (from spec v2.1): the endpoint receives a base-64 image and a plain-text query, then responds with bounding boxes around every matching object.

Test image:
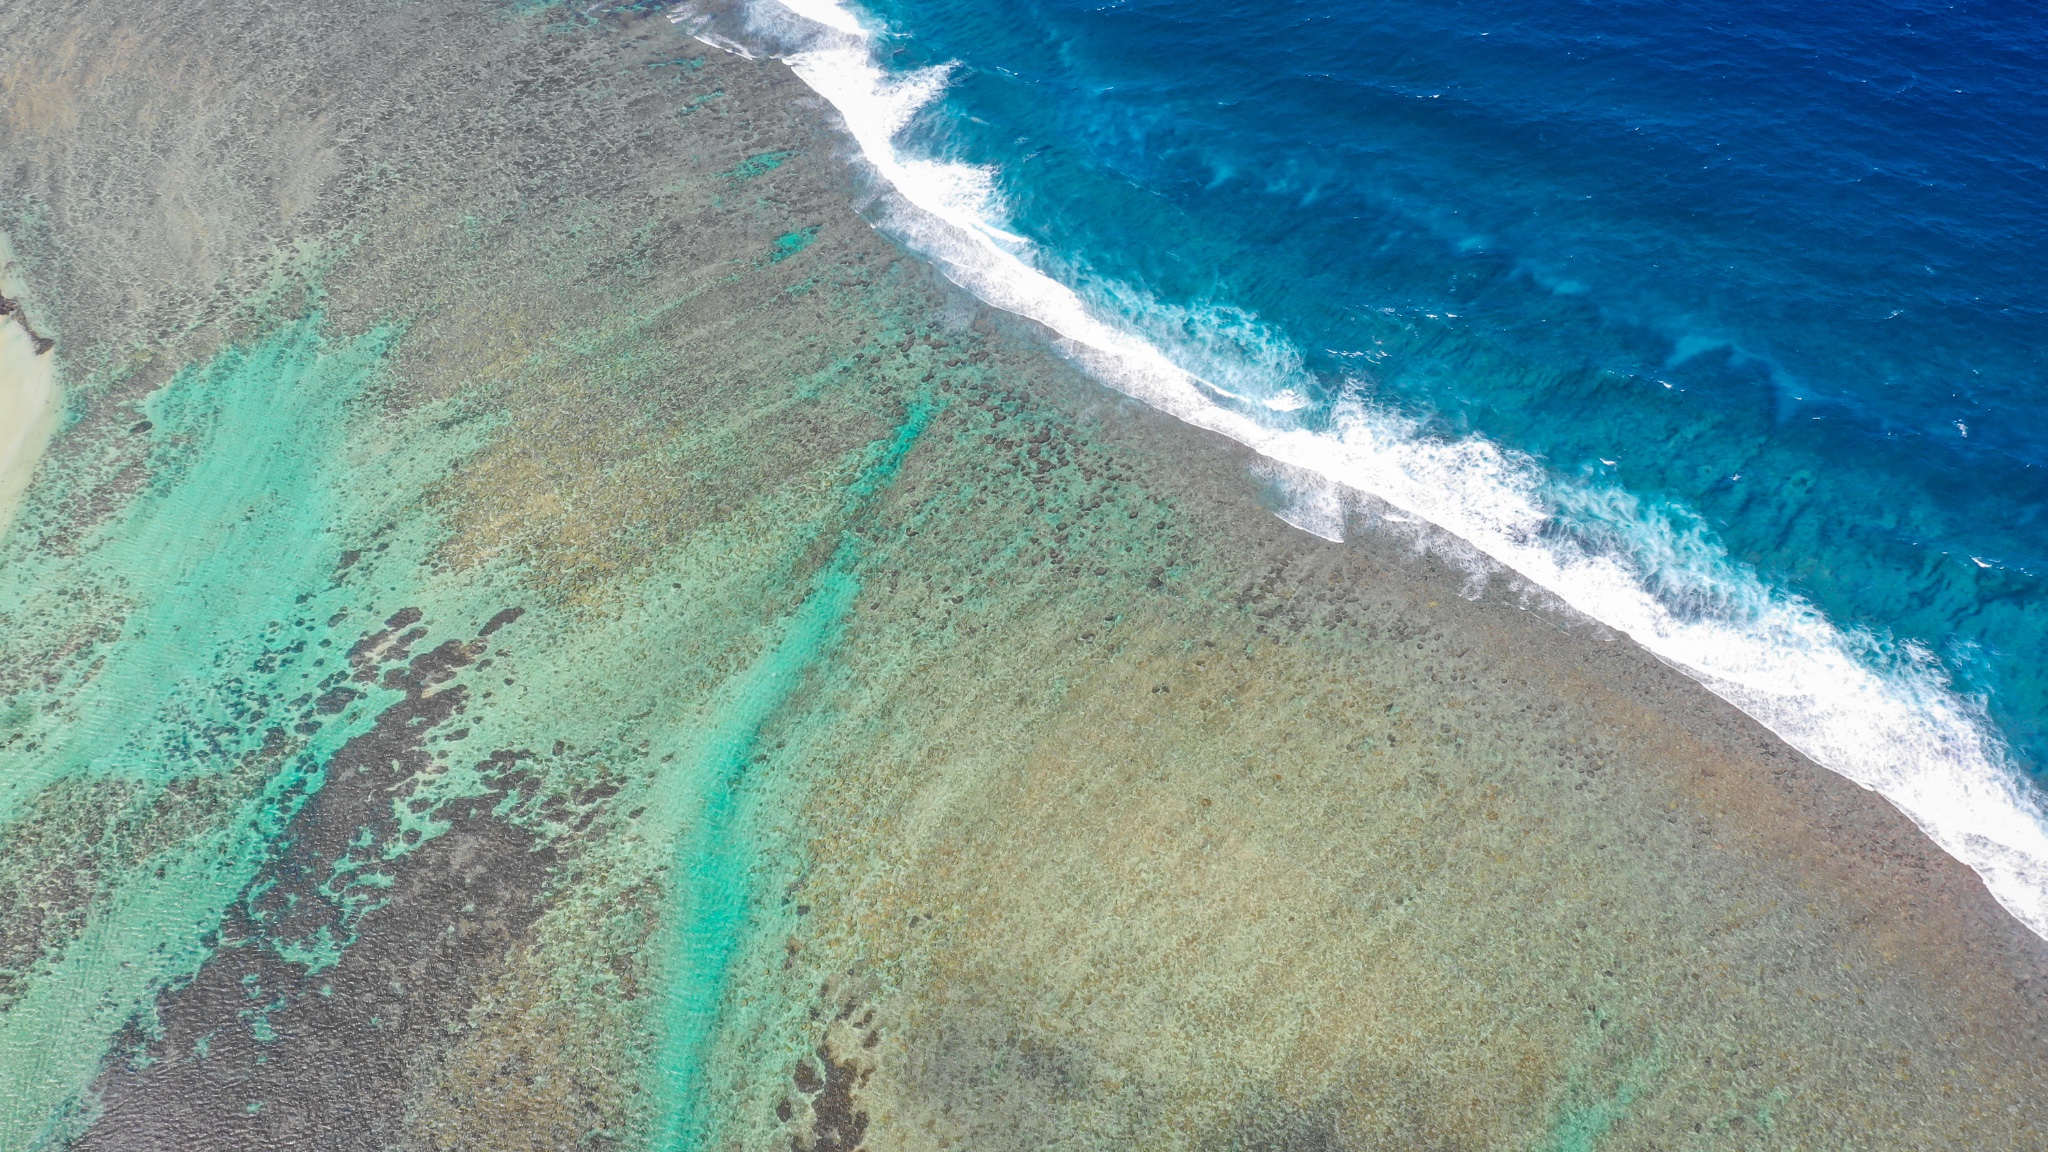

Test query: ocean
[680,0,2048,931]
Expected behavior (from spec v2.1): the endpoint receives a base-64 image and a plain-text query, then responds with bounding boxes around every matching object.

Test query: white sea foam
[670,0,2048,938]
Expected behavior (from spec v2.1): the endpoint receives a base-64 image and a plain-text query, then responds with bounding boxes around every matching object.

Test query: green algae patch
[1543,1084,1644,1152]
[724,151,795,180]
[770,227,819,263]
[1538,1021,1661,1152]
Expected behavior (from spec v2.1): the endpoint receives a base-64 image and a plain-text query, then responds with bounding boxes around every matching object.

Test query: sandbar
[0,234,57,540]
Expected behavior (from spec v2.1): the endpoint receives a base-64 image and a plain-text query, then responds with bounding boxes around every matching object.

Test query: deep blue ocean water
[827,0,2048,770]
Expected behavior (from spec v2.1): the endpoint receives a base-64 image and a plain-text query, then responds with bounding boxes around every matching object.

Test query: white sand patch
[0,233,60,540]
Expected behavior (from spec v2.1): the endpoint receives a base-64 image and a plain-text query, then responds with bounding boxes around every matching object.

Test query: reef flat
[0,2,2045,1150]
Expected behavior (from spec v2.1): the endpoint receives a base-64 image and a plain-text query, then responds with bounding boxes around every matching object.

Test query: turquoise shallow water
[0,312,413,1143]
[654,402,931,1150]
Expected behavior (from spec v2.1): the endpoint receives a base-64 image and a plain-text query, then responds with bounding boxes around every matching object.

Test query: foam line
[671,0,2048,938]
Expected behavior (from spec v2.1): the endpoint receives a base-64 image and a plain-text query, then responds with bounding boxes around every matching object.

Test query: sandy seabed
[0,3,2044,1150]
